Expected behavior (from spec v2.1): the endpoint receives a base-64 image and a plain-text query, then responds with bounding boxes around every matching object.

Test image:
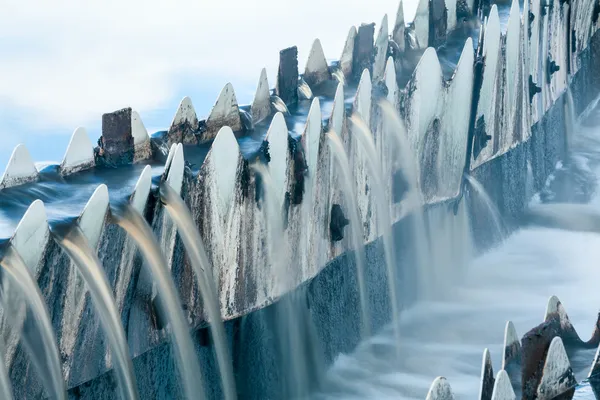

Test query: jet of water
[159,182,237,400]
[326,130,371,339]
[0,245,65,400]
[565,87,577,156]
[111,204,206,400]
[349,114,401,348]
[464,174,506,240]
[52,225,139,400]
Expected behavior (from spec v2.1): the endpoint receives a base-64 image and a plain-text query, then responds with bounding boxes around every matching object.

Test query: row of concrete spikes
[426,295,600,399]
[0,0,477,190]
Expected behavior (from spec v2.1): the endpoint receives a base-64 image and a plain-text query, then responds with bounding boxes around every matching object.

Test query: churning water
[309,101,600,399]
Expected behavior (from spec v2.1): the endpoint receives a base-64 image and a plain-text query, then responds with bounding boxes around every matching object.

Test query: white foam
[384,56,397,106]
[305,38,330,86]
[373,14,389,81]
[354,69,372,124]
[252,68,271,124]
[491,370,516,400]
[130,165,153,214]
[266,112,289,204]
[392,0,405,51]
[206,83,242,140]
[426,377,454,400]
[537,337,574,400]
[79,184,109,250]
[60,127,95,176]
[0,144,39,190]
[166,143,185,195]
[10,200,49,276]
[211,126,240,215]
[340,26,357,78]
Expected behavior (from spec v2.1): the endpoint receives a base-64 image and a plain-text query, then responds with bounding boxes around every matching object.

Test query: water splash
[464,174,506,240]
[52,225,138,400]
[111,204,206,400]
[0,245,64,400]
[159,182,237,400]
[271,96,291,116]
[349,114,401,347]
[326,130,370,339]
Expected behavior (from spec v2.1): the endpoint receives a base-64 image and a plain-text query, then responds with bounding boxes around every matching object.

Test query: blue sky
[0,0,418,169]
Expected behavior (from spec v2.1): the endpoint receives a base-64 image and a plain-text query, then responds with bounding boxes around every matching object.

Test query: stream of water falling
[0,245,65,400]
[159,183,237,400]
[326,130,371,339]
[111,205,206,400]
[52,225,138,400]
[464,174,506,239]
[349,114,402,351]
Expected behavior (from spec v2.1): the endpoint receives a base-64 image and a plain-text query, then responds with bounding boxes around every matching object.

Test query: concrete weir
[1,0,600,398]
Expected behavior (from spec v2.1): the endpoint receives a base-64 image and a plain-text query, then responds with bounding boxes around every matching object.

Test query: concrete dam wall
[0,0,600,397]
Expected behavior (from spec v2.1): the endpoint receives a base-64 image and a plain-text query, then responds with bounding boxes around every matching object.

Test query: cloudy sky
[0,1,419,169]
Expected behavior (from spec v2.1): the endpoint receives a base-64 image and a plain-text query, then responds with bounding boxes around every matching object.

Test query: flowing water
[349,114,401,351]
[51,225,138,400]
[159,183,237,400]
[326,130,371,339]
[111,205,206,400]
[464,174,506,240]
[0,245,65,400]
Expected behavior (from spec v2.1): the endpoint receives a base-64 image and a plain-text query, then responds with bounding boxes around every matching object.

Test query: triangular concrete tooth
[384,56,398,106]
[10,199,49,275]
[340,26,357,78]
[168,96,200,145]
[304,38,331,87]
[252,68,272,124]
[426,377,454,400]
[130,165,153,214]
[301,98,322,180]
[0,144,39,190]
[505,0,521,118]
[479,348,495,400]
[537,337,576,400]
[502,320,521,370]
[590,341,600,379]
[373,14,389,81]
[354,69,372,124]
[298,77,314,101]
[414,0,430,48]
[491,370,516,400]
[60,127,95,176]
[164,143,178,175]
[392,0,405,51]
[329,82,345,137]
[204,83,243,143]
[131,111,152,162]
[210,127,241,215]
[78,184,110,250]
[166,144,185,195]
[265,112,289,203]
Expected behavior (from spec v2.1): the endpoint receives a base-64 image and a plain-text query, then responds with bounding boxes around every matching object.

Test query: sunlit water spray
[51,225,138,400]
[0,245,65,400]
[350,114,401,346]
[159,183,236,400]
[326,130,371,339]
[110,204,206,400]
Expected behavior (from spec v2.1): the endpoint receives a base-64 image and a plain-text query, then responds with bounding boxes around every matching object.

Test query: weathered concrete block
[352,23,375,82]
[276,46,299,107]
